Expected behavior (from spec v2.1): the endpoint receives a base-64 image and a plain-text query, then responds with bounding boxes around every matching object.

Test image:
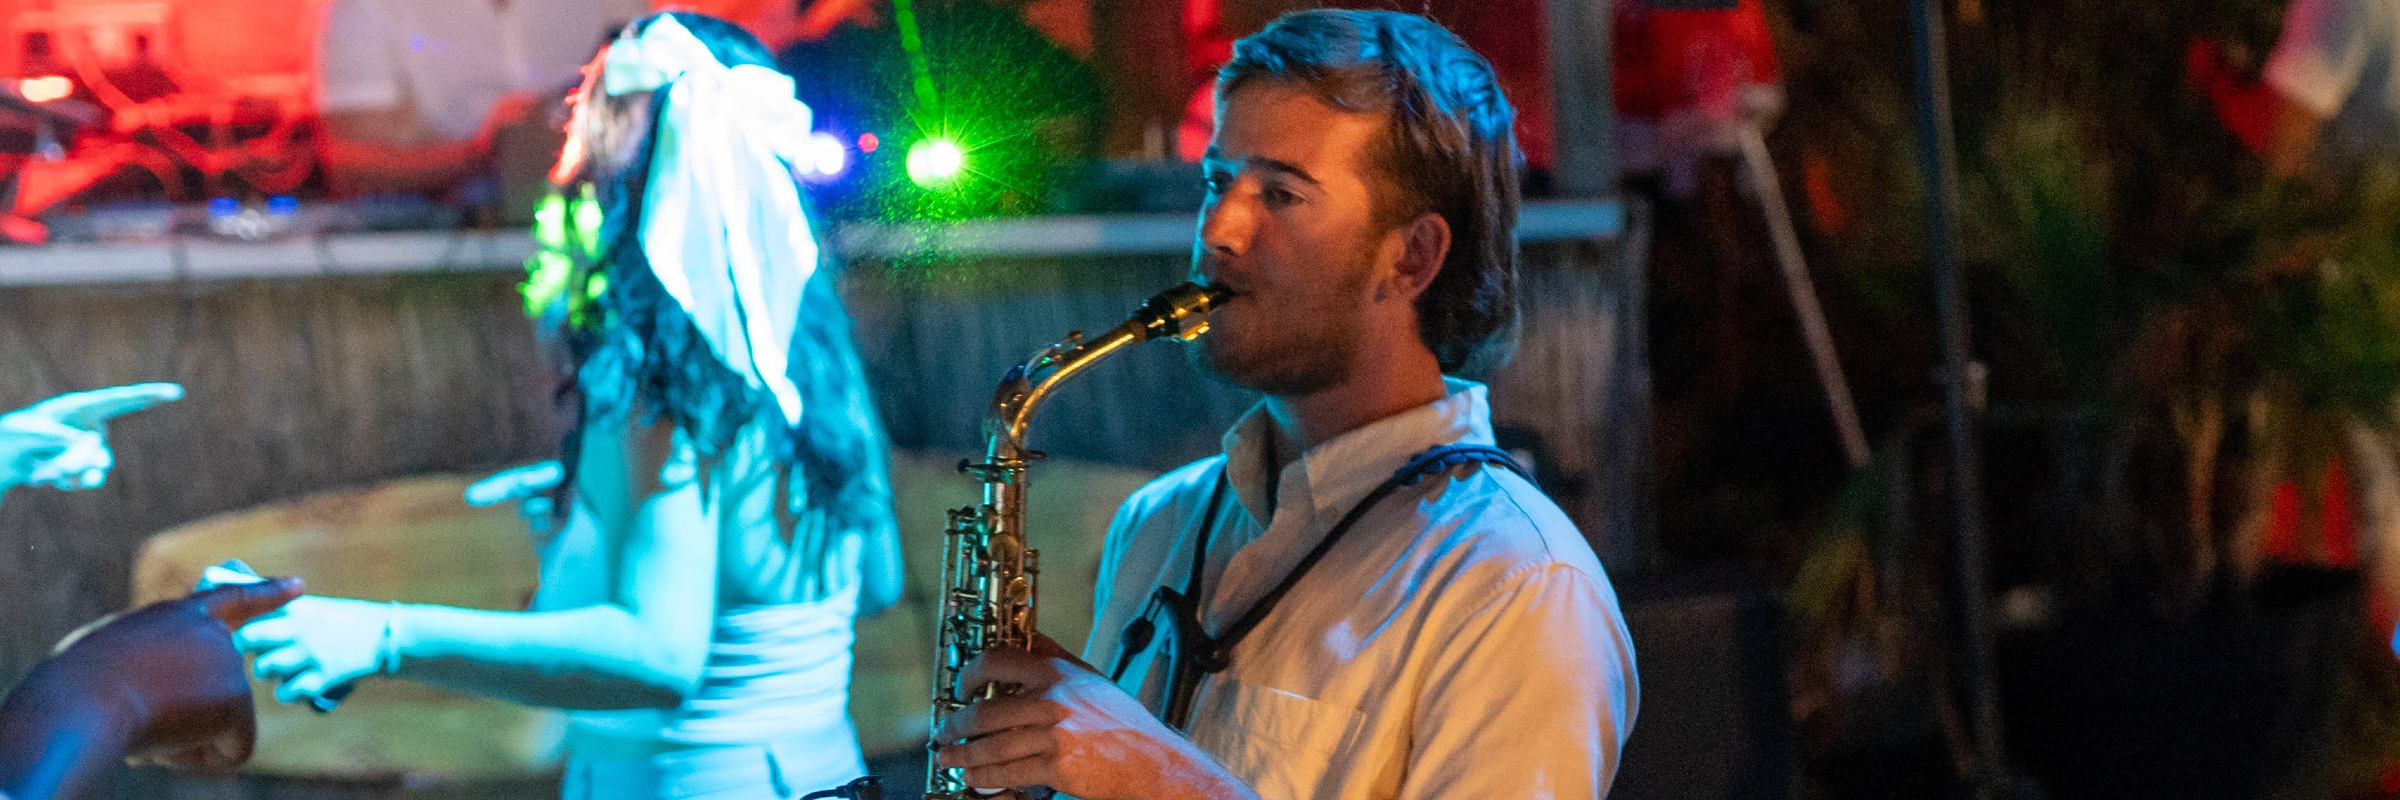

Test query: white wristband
[380,602,403,675]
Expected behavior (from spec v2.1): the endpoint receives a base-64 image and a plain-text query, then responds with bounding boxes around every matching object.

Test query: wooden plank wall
[0,237,1642,798]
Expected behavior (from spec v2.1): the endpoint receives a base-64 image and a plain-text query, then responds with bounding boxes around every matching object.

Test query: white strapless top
[570,583,860,747]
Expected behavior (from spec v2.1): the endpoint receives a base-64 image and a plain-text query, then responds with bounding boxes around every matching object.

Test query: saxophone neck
[984,324,1139,461]
[978,282,1231,472]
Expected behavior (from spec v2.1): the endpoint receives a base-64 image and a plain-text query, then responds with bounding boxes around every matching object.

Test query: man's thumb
[197,577,305,629]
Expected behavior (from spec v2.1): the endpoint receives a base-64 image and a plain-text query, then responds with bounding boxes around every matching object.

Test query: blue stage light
[799,132,848,181]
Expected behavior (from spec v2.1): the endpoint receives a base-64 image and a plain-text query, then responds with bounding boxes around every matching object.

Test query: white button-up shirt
[1083,380,1639,800]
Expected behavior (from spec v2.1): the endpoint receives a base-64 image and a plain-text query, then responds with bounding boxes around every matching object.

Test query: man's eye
[1263,186,1299,206]
[1203,173,1230,195]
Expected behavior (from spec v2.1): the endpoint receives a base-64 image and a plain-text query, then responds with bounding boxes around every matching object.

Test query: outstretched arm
[237,415,719,710]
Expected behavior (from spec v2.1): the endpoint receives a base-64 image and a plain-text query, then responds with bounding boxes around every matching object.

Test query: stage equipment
[1907,0,2007,796]
[923,282,1229,800]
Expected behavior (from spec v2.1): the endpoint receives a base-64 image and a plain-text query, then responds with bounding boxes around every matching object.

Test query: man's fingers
[253,646,314,682]
[957,754,1055,793]
[38,383,184,428]
[955,646,1057,694]
[936,694,1066,744]
[196,576,305,628]
[1027,631,1098,673]
[938,726,1055,771]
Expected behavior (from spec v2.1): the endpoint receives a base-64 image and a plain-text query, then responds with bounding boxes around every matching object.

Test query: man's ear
[1382,211,1451,304]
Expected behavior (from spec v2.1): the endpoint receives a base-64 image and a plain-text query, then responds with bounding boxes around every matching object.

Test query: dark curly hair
[543,11,891,551]
[1219,9,1524,376]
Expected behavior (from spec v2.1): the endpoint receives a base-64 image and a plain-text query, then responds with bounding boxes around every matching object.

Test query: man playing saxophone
[934,9,1639,800]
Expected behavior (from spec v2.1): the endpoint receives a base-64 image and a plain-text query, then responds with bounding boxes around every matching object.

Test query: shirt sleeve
[2265,0,2372,118]
[316,0,405,114]
[1396,563,1640,800]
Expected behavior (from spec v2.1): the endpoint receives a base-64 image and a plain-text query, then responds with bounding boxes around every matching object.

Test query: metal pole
[1907,0,2006,797]
[1737,125,1872,469]
[1543,0,1655,573]
[1544,0,1616,198]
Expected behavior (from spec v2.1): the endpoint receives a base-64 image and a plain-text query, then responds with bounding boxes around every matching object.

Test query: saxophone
[926,282,1231,800]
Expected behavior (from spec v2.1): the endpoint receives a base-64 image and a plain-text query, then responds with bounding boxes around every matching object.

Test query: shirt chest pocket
[1189,678,1371,800]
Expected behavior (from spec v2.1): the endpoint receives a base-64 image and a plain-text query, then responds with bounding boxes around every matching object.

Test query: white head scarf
[602,14,817,426]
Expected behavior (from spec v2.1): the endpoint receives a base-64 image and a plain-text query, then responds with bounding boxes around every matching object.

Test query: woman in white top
[231,12,903,798]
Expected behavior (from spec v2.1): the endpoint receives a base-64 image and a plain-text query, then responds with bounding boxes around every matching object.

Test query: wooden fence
[0,234,1643,798]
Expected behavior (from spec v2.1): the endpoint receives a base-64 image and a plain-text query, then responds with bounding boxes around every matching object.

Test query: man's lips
[1197,276,1246,299]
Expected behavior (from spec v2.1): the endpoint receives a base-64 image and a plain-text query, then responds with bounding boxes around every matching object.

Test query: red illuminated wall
[0,0,322,83]
[173,0,323,77]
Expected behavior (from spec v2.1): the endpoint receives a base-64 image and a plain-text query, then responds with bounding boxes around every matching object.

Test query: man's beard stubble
[1187,318,1358,396]
[1187,241,1380,396]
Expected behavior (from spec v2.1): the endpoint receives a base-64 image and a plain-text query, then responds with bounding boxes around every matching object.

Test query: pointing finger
[38,383,184,428]
[197,577,305,629]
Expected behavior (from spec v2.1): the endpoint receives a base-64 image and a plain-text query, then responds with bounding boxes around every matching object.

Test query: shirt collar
[1220,378,1496,529]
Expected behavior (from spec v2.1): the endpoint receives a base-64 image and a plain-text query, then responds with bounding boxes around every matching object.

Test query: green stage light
[907,139,965,187]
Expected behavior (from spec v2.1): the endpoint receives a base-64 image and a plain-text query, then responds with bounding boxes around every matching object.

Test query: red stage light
[19,76,71,103]
[857,133,879,153]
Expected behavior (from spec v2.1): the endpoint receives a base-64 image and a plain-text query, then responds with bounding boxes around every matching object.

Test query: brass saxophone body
[926,282,1230,800]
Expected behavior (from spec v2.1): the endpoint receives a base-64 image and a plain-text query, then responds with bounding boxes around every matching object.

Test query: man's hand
[0,383,182,491]
[127,579,310,769]
[934,635,1259,800]
[0,578,303,800]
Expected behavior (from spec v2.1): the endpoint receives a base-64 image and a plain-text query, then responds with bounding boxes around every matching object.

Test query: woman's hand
[466,460,567,548]
[233,596,394,706]
[0,383,182,491]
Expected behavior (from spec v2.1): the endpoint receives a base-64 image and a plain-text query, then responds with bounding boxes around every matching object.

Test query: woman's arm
[856,511,904,616]
[855,436,904,615]
[240,415,719,710]
[390,451,718,707]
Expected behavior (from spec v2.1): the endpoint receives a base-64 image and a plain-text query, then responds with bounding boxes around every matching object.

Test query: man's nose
[1198,197,1255,263]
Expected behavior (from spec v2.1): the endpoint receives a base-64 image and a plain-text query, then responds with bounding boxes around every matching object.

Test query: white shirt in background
[316,0,646,144]
[1084,380,1640,800]
[2266,0,2400,165]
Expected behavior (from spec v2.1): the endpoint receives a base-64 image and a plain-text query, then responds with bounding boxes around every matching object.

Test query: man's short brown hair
[1218,9,1523,375]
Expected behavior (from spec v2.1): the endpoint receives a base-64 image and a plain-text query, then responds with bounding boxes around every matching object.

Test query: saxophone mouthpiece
[1140,282,1235,342]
